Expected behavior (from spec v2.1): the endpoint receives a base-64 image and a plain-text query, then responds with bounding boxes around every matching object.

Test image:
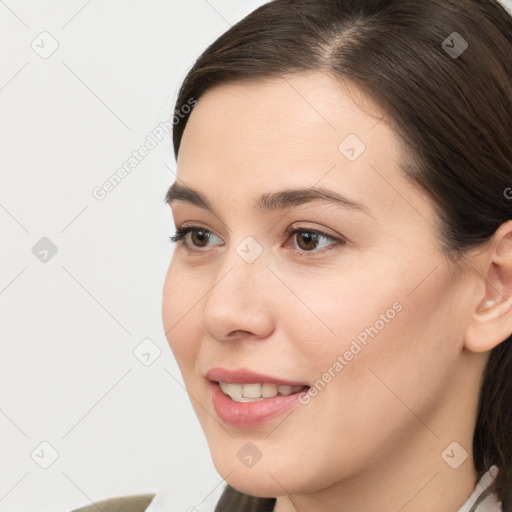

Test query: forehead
[174,72,432,225]
[178,73,386,165]
[177,72,395,177]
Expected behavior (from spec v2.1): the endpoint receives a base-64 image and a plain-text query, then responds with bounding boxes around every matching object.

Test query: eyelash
[169,224,346,257]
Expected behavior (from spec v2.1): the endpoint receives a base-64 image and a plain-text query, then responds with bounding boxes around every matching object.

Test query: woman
[72,0,512,511]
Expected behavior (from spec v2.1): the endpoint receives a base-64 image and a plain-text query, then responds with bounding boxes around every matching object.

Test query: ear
[464,220,512,353]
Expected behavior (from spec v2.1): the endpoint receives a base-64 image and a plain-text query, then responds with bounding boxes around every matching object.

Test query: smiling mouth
[216,381,309,402]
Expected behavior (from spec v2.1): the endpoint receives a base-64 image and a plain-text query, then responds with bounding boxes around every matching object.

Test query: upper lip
[205,367,309,387]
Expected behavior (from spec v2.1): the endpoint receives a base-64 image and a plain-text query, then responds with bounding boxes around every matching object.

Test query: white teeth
[279,385,293,396]
[243,383,262,398]
[262,383,278,398]
[218,381,306,402]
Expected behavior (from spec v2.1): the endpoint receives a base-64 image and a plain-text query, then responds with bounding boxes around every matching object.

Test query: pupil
[299,232,317,251]
[192,230,209,246]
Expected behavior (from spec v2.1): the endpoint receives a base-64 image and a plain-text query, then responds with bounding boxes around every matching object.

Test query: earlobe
[464,221,512,353]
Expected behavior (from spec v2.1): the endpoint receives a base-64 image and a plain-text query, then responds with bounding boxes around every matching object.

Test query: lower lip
[209,381,309,427]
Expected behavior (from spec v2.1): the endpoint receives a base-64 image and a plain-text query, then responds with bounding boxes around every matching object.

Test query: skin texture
[162,72,512,512]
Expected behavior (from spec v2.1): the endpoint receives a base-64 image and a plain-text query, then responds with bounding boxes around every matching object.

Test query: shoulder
[70,493,156,512]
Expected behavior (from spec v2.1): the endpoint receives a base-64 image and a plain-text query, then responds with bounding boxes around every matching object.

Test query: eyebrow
[165,182,373,217]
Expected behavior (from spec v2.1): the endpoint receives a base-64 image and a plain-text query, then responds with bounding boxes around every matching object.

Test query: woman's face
[162,72,479,498]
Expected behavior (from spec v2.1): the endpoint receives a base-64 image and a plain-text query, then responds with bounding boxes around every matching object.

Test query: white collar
[456,465,501,512]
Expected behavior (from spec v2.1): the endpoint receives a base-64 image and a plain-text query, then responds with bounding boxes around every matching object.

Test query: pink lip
[205,367,309,387]
[208,381,309,427]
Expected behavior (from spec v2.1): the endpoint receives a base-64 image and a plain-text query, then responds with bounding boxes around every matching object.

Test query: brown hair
[170,0,512,510]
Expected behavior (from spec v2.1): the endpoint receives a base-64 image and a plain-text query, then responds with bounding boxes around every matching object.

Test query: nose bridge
[199,233,274,339]
[213,233,268,300]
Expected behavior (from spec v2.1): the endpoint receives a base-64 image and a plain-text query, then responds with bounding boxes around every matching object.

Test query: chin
[210,450,310,498]
[223,474,287,499]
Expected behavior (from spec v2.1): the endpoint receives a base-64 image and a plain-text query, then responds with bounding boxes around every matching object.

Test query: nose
[199,242,276,342]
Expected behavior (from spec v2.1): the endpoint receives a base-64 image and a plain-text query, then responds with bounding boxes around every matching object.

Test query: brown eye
[169,226,222,249]
[170,225,345,257]
[295,231,322,251]
[285,227,343,255]
[189,229,211,247]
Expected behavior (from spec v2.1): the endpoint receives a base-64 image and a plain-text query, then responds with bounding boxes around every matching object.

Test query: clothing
[70,493,156,512]
[497,0,512,16]
[456,465,501,512]
[69,465,502,512]
[143,479,225,512]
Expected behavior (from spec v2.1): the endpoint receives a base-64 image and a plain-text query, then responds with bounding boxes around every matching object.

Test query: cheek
[308,264,462,442]
[273,261,407,368]
[162,261,202,371]
[289,254,457,390]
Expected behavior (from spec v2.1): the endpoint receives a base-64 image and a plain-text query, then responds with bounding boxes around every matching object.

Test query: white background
[1,1,511,512]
